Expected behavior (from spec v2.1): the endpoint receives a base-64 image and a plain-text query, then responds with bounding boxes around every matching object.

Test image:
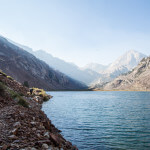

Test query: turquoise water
[42,91,150,150]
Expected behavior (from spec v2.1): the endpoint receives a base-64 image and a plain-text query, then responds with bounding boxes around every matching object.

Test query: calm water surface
[42,91,150,150]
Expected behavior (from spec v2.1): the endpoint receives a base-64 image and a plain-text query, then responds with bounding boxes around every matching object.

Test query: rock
[49,133,61,146]
[35,140,51,147]
[13,121,21,127]
[43,121,51,130]
[11,128,18,135]
[8,135,18,140]
[31,121,36,125]
[1,144,7,150]
[31,148,37,150]
[44,132,50,138]
[32,127,36,131]
[37,133,41,138]
[13,140,20,143]
[39,125,45,130]
[42,143,49,149]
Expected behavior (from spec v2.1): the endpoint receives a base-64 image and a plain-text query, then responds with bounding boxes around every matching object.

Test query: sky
[0,0,150,67]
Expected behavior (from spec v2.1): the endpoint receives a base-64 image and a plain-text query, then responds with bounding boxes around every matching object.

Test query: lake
[42,91,150,150]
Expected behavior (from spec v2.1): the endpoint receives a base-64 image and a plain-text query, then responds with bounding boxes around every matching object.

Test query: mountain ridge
[5,37,101,85]
[4,35,148,88]
[91,50,146,88]
[96,56,150,91]
[0,36,87,90]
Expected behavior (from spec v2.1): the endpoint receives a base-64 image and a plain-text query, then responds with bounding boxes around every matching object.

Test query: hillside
[0,70,77,149]
[0,36,87,90]
[101,57,150,91]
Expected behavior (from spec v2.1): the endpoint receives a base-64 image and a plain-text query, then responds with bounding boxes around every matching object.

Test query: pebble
[44,132,50,138]
[13,121,21,127]
[42,143,49,149]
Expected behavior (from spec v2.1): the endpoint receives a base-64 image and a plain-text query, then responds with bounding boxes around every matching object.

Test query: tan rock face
[101,57,150,91]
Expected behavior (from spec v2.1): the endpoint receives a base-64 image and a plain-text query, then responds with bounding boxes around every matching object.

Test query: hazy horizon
[0,0,150,66]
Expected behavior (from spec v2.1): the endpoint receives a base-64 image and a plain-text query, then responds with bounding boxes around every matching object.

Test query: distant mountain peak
[105,50,146,74]
[91,50,147,88]
[102,56,150,91]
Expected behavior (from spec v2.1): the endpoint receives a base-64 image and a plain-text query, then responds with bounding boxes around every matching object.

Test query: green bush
[7,89,19,99]
[19,92,24,96]
[18,97,29,108]
[7,76,14,80]
[0,71,7,77]
[23,81,29,88]
[43,96,49,102]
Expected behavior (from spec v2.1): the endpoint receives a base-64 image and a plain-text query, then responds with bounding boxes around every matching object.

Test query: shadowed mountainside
[0,36,87,90]
[6,38,102,85]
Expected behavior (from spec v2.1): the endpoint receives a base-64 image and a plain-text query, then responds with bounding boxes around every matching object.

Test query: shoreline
[0,71,78,150]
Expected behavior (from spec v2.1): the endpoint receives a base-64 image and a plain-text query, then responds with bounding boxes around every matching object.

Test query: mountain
[104,50,146,75]
[92,50,146,88]
[81,63,108,73]
[6,37,101,85]
[6,38,101,85]
[6,36,147,87]
[100,56,150,91]
[0,36,87,90]
[29,50,102,85]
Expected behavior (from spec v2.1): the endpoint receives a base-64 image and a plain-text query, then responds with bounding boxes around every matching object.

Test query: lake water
[42,91,150,150]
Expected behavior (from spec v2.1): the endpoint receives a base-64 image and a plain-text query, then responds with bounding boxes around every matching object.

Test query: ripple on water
[42,91,150,150]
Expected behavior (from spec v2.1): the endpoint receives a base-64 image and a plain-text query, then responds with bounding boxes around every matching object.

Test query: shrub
[18,97,29,108]
[7,89,19,99]
[0,71,7,77]
[7,76,14,80]
[19,92,24,96]
[43,96,49,102]
[23,81,29,88]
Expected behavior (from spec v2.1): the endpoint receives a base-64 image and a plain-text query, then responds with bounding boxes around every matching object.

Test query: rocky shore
[0,71,78,150]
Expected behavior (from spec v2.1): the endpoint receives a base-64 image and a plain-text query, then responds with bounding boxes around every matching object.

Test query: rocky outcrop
[0,36,87,90]
[0,71,78,149]
[99,57,150,91]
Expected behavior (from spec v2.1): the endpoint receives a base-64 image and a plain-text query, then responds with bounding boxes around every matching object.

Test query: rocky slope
[91,50,146,88]
[0,71,77,149]
[98,57,150,91]
[0,36,87,90]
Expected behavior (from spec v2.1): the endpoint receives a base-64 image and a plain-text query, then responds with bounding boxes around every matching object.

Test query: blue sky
[0,0,150,66]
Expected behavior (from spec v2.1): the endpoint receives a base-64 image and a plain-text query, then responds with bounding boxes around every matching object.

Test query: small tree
[23,81,29,88]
